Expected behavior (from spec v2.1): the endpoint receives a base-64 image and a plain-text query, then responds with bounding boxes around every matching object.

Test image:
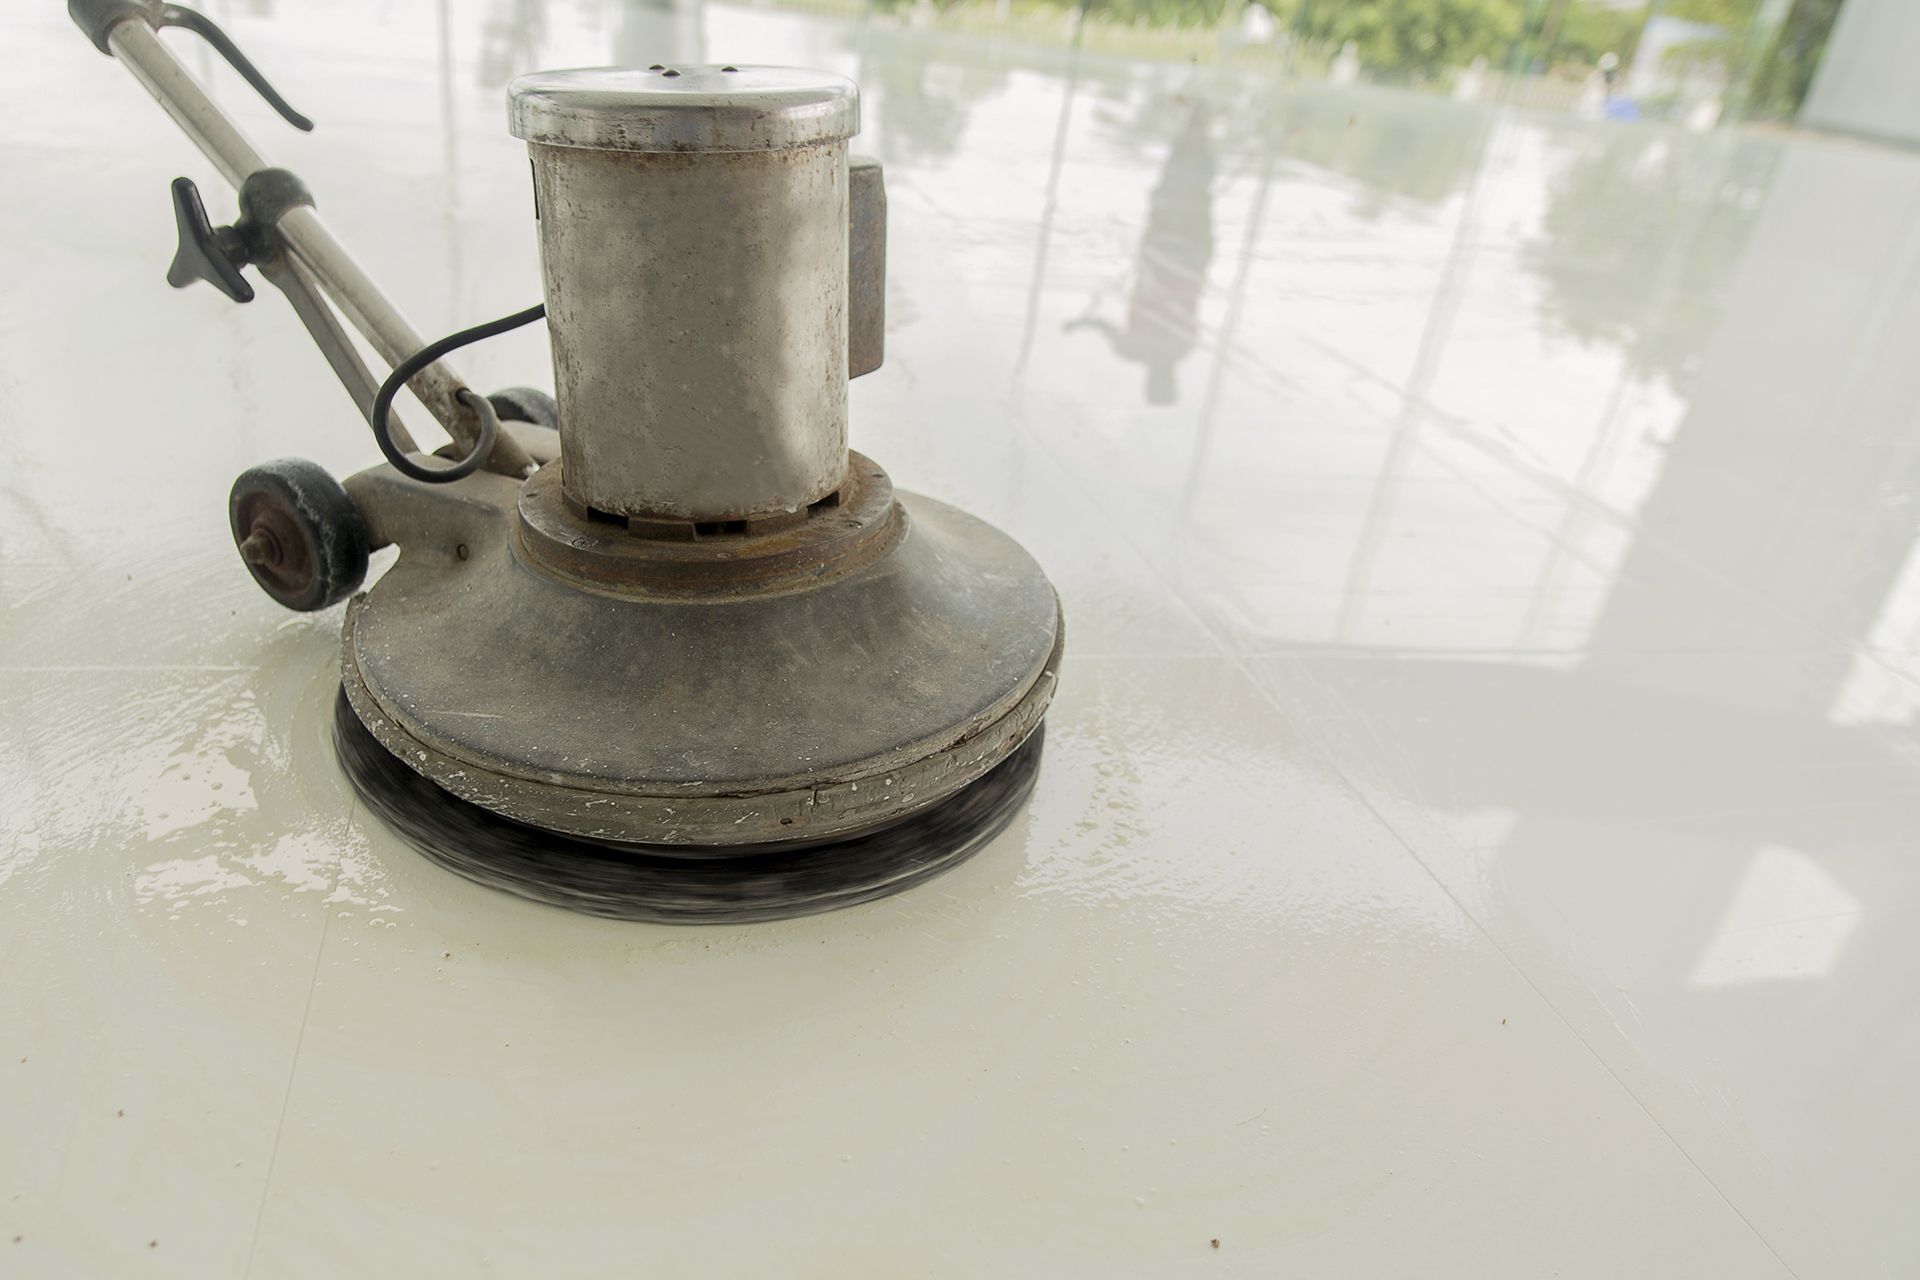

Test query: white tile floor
[5,1,1919,1275]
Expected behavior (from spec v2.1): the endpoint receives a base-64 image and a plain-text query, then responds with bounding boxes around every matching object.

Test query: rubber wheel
[487,386,559,430]
[229,458,369,612]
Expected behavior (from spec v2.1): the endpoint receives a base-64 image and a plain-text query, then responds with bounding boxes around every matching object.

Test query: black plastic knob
[167,176,255,303]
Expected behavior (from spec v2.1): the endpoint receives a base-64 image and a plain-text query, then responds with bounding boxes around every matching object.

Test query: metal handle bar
[71,0,535,478]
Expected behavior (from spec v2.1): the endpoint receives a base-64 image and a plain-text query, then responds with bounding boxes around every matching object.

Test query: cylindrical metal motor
[508,66,859,522]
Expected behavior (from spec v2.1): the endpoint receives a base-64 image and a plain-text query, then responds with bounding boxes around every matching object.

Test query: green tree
[1548,2,1642,70]
[1661,0,1760,32]
[1286,0,1526,82]
[1091,0,1237,28]
[1651,0,1763,72]
[1526,128,1778,394]
[1746,0,1843,119]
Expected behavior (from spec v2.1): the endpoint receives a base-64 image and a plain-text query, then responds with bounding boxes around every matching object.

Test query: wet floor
[5,0,1920,1275]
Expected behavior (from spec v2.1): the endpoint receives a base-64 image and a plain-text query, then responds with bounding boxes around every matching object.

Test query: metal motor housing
[333,65,1062,849]
[512,67,859,522]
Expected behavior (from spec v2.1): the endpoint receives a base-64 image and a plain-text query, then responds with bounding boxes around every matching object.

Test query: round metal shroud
[339,467,1062,849]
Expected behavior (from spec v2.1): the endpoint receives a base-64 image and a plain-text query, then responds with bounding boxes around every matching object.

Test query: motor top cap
[508,65,859,154]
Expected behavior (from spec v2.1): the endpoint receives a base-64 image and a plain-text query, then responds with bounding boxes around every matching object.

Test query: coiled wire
[371,302,547,483]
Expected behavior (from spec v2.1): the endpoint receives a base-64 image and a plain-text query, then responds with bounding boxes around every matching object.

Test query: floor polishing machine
[70,1,1062,921]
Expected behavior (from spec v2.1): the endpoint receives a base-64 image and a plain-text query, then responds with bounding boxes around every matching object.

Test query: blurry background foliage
[855,0,1840,118]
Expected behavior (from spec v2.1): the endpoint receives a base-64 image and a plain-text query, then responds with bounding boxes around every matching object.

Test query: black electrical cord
[372,302,547,484]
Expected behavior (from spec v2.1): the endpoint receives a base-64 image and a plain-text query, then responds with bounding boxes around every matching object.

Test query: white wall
[1802,0,1920,145]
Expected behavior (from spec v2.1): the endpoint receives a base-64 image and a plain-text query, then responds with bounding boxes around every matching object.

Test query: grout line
[1015,411,1805,1277]
[1327,743,1805,1277]
[242,909,329,1278]
[1287,326,1920,696]
[1229,639,1806,1276]
[241,793,351,1277]
[1228,633,1807,1276]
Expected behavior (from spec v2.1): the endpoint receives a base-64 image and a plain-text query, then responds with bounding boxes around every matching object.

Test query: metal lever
[167,176,254,302]
[69,0,312,132]
[152,4,313,131]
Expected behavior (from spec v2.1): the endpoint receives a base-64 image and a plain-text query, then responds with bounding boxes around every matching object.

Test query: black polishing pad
[332,689,1044,923]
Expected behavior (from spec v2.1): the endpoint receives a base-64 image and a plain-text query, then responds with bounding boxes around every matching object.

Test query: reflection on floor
[5,0,1919,1275]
